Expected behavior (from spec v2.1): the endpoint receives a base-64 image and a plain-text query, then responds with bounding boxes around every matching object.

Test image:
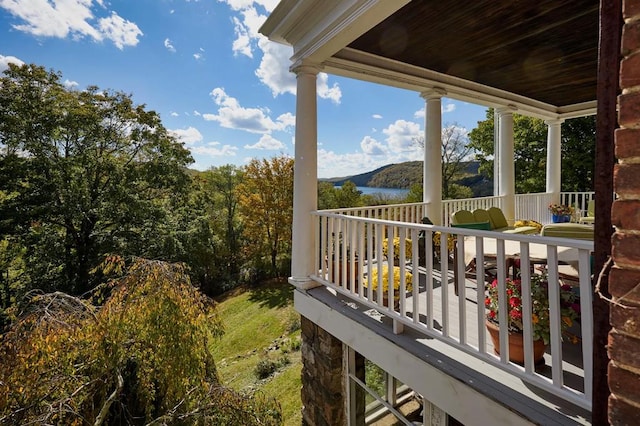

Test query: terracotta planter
[373,290,400,310]
[485,320,546,365]
[325,257,359,292]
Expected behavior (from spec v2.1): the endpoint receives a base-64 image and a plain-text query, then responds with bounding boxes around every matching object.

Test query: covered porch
[260,0,608,424]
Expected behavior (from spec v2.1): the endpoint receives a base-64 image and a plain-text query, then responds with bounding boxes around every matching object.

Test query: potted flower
[364,265,413,309]
[382,237,413,265]
[548,203,574,223]
[484,273,580,364]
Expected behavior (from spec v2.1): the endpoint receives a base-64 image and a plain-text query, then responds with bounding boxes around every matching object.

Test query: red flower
[509,309,522,320]
[485,297,491,307]
[509,296,521,308]
[488,310,496,319]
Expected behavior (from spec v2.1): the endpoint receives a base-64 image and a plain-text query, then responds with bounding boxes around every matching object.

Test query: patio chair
[579,200,595,224]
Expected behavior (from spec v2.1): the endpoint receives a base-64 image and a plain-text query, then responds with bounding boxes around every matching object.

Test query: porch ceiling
[348,0,599,110]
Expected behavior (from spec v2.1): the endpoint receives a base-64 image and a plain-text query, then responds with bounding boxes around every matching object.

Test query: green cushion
[452,221,491,230]
[540,223,594,240]
[451,210,475,225]
[472,209,492,229]
[488,207,509,229]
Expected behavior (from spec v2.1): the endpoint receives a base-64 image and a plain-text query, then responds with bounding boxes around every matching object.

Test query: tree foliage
[237,156,293,277]
[0,64,193,296]
[468,109,595,193]
[0,257,282,425]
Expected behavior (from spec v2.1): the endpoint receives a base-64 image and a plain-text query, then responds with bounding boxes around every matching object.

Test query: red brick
[609,330,640,370]
[610,267,640,304]
[614,164,640,197]
[609,362,640,403]
[624,0,640,20]
[609,394,640,425]
[612,233,640,268]
[612,200,640,230]
[623,20,640,54]
[621,52,640,89]
[615,128,640,159]
[619,92,640,127]
[610,297,640,335]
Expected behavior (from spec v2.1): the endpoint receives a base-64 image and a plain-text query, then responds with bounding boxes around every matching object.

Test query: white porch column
[420,89,445,225]
[545,119,564,203]
[497,107,516,222]
[290,63,320,289]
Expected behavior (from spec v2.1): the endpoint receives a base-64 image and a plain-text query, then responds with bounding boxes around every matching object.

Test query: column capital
[544,118,565,126]
[420,87,447,100]
[495,104,518,115]
[290,60,323,76]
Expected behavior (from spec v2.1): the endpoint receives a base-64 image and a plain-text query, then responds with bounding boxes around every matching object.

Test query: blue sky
[0,0,488,178]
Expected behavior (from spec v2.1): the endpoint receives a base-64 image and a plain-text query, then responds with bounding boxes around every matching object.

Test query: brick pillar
[300,316,346,425]
[609,0,640,423]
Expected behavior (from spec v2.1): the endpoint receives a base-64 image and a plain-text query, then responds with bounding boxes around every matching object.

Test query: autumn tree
[468,109,595,193]
[0,64,192,296]
[238,156,293,277]
[0,258,282,425]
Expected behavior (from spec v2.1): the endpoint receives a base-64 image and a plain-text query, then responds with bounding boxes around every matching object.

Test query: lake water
[336,185,409,197]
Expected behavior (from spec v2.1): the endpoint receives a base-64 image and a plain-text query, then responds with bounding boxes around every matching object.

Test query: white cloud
[64,79,79,89]
[244,134,285,150]
[383,119,422,151]
[164,38,176,52]
[360,136,385,156]
[203,87,294,134]
[231,16,252,57]
[193,52,203,60]
[222,0,279,13]
[255,40,295,96]
[372,114,383,119]
[191,141,238,157]
[0,54,24,72]
[443,102,456,113]
[169,126,203,145]
[193,110,201,116]
[170,111,179,117]
[221,1,342,102]
[317,72,342,104]
[0,0,142,49]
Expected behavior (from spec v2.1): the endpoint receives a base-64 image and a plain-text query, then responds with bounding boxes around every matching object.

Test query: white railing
[312,211,594,412]
[323,192,595,227]
[442,195,504,225]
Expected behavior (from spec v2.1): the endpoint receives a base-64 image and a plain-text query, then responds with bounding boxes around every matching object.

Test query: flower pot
[325,256,359,292]
[551,214,562,223]
[485,320,546,365]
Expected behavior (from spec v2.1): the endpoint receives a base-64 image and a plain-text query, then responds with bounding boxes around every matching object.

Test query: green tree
[468,109,595,193]
[318,180,363,209]
[0,257,282,425]
[0,64,192,295]
[238,156,294,277]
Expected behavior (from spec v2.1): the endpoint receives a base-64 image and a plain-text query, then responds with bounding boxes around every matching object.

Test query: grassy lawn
[212,278,302,425]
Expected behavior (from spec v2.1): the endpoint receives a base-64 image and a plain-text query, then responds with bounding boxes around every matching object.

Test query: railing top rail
[317,201,427,214]
[313,210,595,251]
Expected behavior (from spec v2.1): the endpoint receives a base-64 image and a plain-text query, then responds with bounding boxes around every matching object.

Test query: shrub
[255,359,279,380]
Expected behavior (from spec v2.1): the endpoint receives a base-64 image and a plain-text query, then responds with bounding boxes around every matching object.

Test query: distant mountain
[322,160,492,197]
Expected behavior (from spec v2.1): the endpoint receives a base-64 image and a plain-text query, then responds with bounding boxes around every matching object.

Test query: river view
[335,185,409,197]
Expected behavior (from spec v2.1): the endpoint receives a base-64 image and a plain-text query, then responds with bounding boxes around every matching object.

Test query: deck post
[290,62,320,289]
[545,119,564,203]
[497,106,516,222]
[420,89,445,225]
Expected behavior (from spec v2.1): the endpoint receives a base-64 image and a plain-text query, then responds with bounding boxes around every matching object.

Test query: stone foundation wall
[300,315,346,425]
